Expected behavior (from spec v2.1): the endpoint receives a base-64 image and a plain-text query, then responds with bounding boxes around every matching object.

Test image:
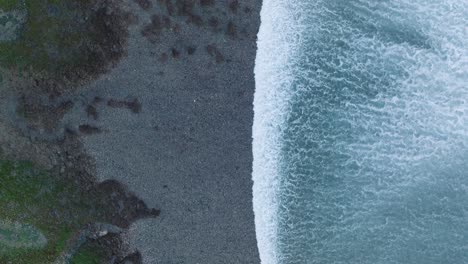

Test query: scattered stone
[107,98,142,114]
[229,0,240,13]
[93,96,104,104]
[142,15,162,38]
[79,124,101,135]
[171,48,180,58]
[226,21,237,38]
[86,105,98,120]
[117,251,143,264]
[206,44,224,63]
[208,16,219,30]
[200,0,214,7]
[133,0,153,10]
[187,46,197,55]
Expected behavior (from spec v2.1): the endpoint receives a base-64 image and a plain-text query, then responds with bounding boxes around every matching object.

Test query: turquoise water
[254,1,468,263]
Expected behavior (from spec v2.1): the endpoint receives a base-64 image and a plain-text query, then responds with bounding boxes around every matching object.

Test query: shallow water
[254,1,468,263]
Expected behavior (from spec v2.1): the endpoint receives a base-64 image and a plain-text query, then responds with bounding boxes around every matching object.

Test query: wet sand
[60,0,262,263]
[0,0,262,262]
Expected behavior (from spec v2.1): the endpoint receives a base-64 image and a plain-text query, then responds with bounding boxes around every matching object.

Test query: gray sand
[61,1,262,263]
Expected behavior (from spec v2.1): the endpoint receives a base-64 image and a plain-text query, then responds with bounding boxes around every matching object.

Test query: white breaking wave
[253,0,306,263]
[254,0,468,263]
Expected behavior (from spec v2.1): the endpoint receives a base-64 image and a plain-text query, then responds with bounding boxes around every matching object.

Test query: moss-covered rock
[0,160,158,263]
[0,220,47,252]
[0,0,130,88]
[0,0,20,11]
[70,246,104,264]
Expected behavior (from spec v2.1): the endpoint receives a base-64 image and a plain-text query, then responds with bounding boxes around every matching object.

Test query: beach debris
[107,98,142,114]
[79,124,101,135]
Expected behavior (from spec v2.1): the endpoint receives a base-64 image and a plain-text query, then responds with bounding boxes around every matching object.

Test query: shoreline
[0,0,262,262]
[74,0,263,262]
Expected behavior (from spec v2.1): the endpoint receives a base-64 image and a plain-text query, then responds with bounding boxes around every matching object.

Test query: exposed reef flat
[0,0,262,263]
[0,158,159,263]
[0,0,157,263]
[0,128,160,263]
[0,0,132,94]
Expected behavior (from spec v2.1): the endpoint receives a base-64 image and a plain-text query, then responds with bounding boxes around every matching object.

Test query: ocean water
[253,1,468,264]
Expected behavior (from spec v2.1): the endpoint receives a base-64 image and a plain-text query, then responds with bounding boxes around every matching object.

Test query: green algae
[0,158,159,263]
[0,160,107,263]
[0,220,47,251]
[70,242,105,264]
[0,0,18,11]
[0,0,95,71]
[0,0,128,83]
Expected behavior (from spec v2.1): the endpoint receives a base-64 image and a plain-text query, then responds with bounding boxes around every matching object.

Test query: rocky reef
[0,1,159,263]
[0,0,131,94]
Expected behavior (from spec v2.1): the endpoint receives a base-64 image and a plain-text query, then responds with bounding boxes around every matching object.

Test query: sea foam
[254,0,468,263]
[253,1,304,263]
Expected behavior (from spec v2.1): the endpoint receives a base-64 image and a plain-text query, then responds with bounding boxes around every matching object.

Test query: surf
[254,0,468,263]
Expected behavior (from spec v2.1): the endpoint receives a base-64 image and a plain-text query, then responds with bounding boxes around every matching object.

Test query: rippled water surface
[254,1,468,263]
